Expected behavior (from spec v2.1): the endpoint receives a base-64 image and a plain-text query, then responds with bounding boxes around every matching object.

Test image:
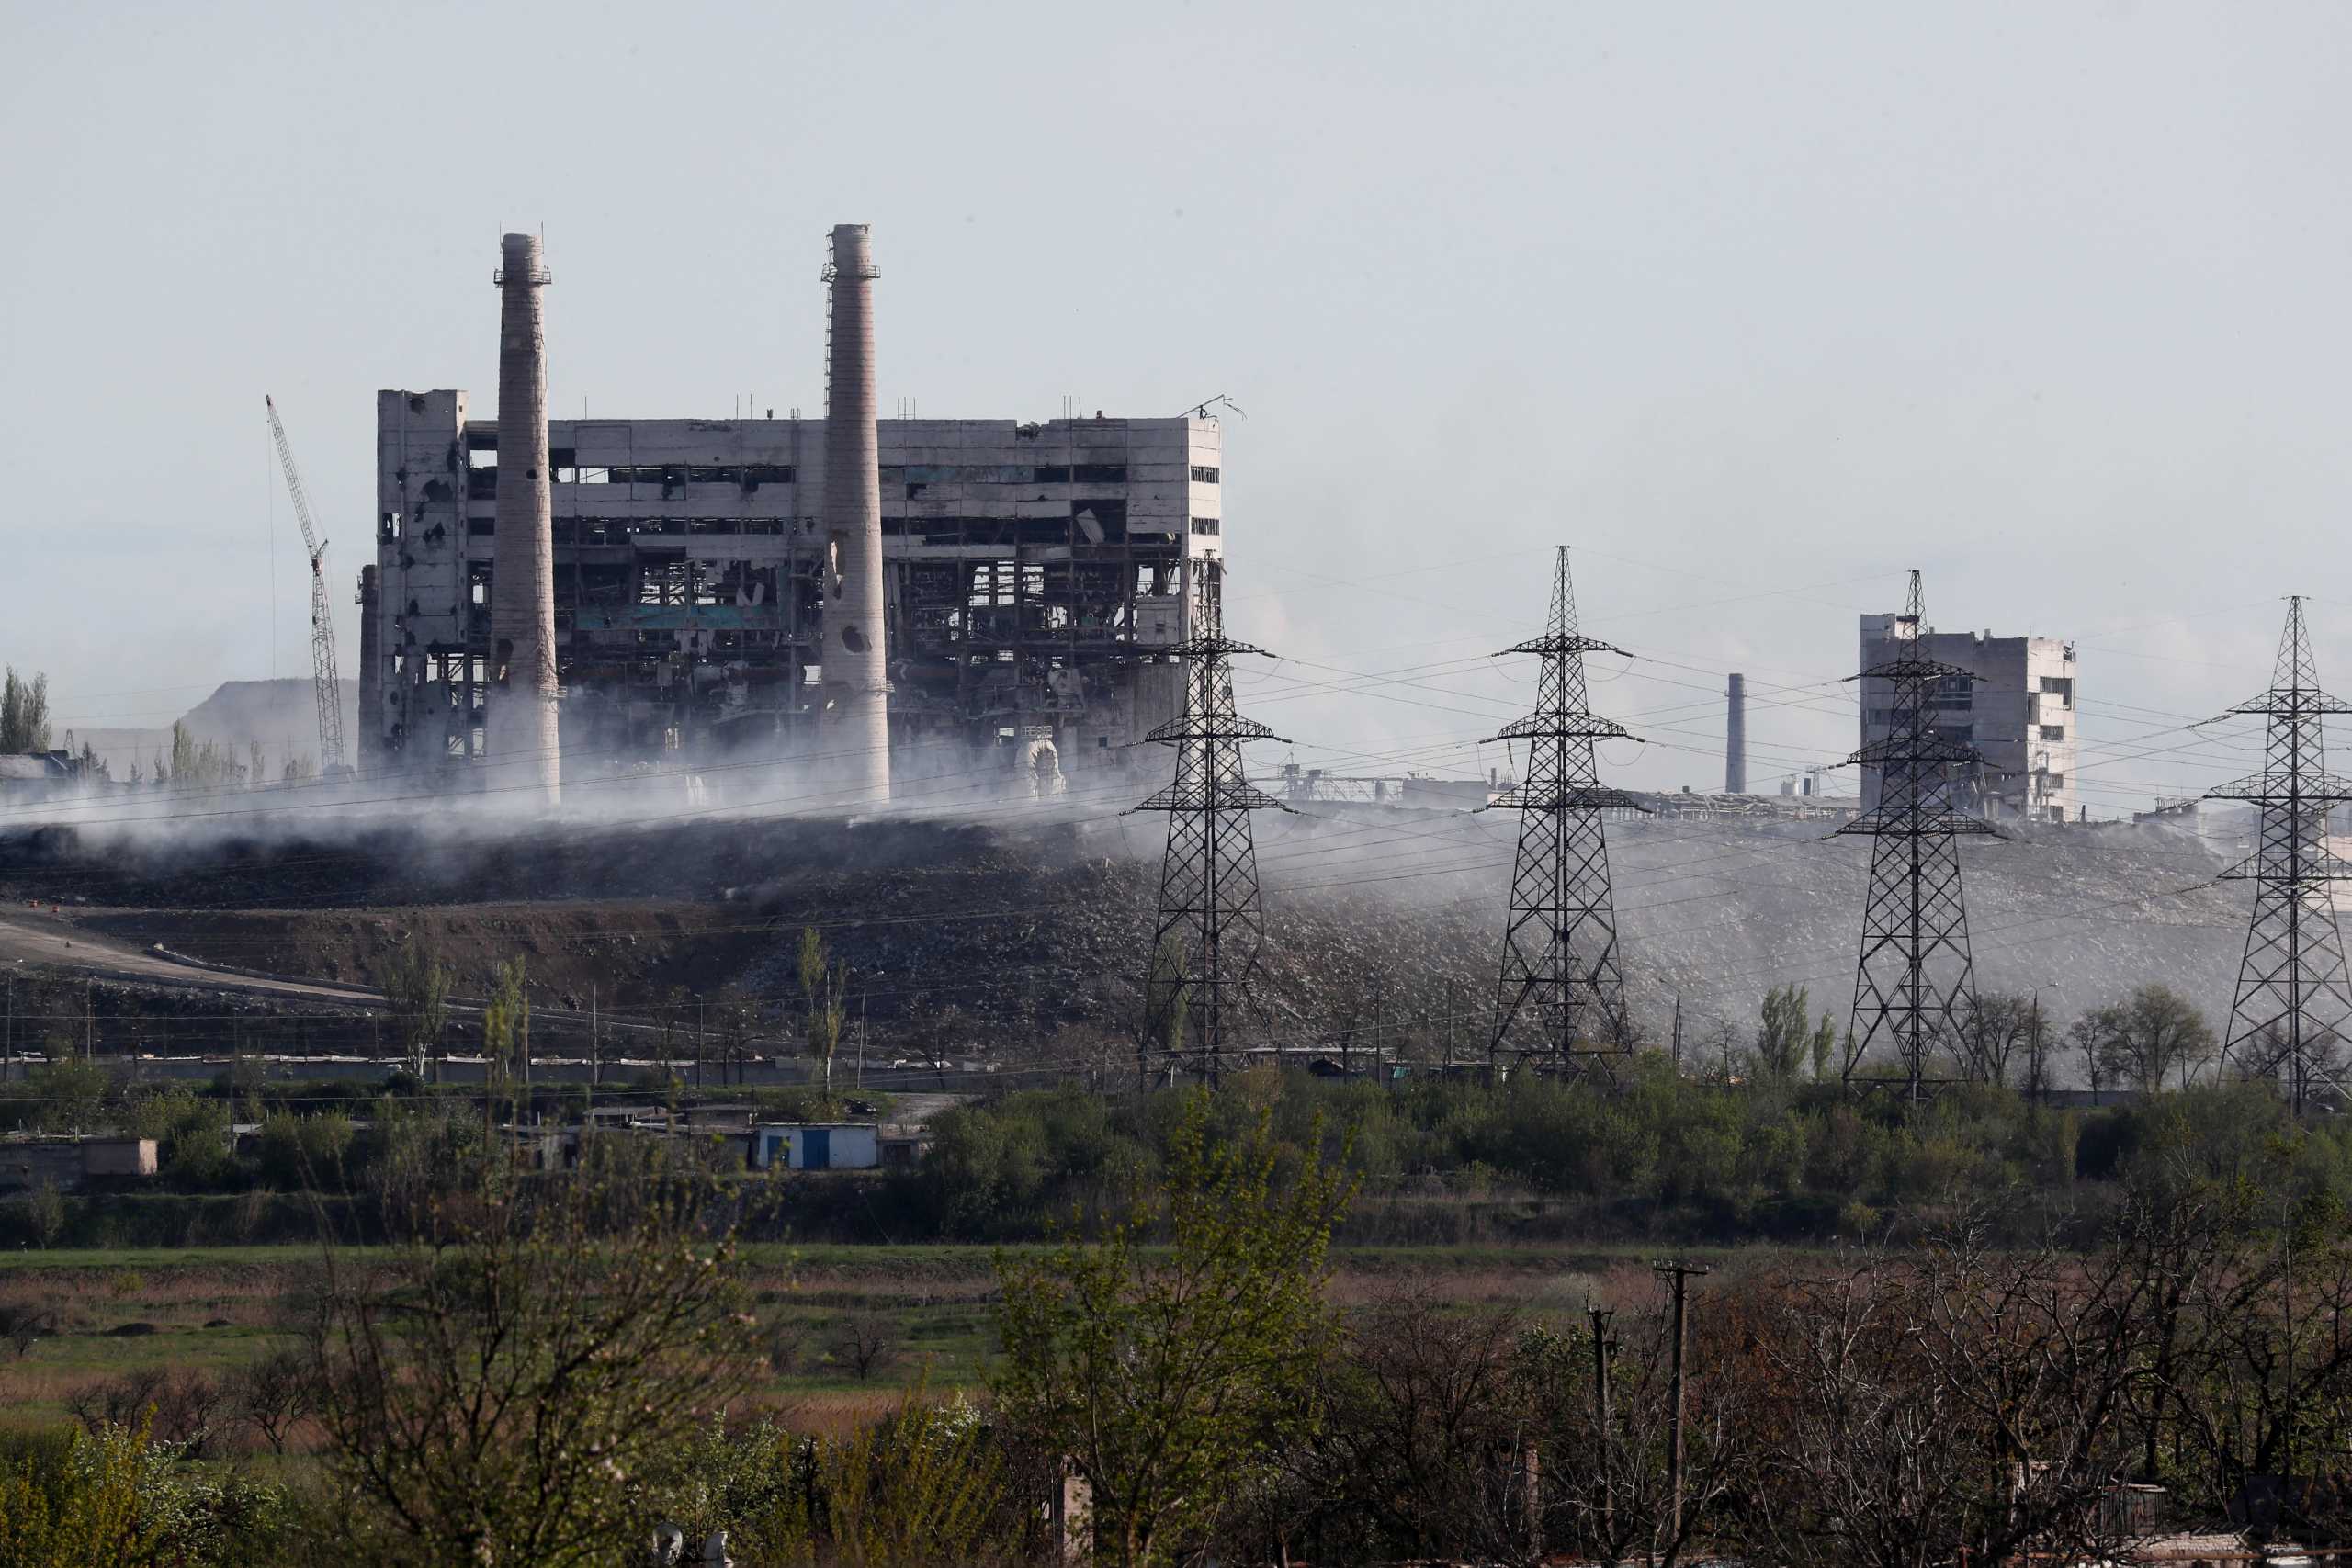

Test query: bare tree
[307,1141,756,1566]
[235,1346,319,1454]
[829,1313,901,1382]
[1738,1225,2145,1568]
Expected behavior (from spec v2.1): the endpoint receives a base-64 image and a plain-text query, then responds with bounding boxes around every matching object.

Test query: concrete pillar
[819,223,890,806]
[489,232,561,806]
[356,564,380,774]
[1725,671,1747,795]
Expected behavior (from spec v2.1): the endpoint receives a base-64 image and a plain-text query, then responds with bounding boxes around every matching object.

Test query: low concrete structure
[752,1122,879,1170]
[0,1136,159,1191]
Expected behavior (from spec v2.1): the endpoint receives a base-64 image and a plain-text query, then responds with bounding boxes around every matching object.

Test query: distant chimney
[489,232,560,807]
[1725,672,1747,795]
[819,223,890,806]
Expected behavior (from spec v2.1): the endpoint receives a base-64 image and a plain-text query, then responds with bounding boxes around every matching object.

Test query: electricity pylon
[1839,570,1994,1100]
[1487,546,1645,1074]
[2203,596,2352,1111]
[1136,562,1286,1086]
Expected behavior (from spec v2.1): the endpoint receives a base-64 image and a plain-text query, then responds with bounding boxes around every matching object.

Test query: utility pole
[695,998,706,1093]
[1487,546,1645,1076]
[588,987,600,1110]
[1671,991,1684,1074]
[1652,1259,1711,1549]
[1588,1303,1617,1546]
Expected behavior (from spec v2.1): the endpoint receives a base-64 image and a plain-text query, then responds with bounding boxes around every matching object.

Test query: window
[2039,675,2075,708]
[2040,724,2065,741]
[1032,466,1069,484]
[1191,517,1221,536]
[2046,773,2065,790]
[1191,466,1221,483]
[1073,464,1126,484]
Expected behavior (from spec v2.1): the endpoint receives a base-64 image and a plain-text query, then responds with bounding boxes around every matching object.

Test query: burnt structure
[368,254,1224,791]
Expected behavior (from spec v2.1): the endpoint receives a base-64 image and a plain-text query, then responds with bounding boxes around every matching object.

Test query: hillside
[68,677,357,778]
[0,801,2261,1075]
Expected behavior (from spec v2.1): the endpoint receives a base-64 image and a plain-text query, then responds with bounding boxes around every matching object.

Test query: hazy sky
[5,1,2348,813]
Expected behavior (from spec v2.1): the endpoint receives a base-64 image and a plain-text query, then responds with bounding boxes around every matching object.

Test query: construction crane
[264,396,347,778]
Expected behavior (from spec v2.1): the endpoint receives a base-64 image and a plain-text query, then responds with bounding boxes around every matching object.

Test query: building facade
[368,402,1225,790]
[1857,615,2078,822]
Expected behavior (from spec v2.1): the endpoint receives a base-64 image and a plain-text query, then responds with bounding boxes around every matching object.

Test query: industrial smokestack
[1725,671,1747,794]
[820,222,890,805]
[489,232,560,807]
[356,564,380,775]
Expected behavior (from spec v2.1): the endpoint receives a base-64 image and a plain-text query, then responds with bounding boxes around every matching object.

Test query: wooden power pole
[1652,1258,1710,1547]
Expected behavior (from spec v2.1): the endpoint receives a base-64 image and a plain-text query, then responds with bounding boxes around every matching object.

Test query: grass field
[0,1239,1736,1442]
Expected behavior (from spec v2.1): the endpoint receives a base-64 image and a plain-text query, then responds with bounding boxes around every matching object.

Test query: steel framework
[1487,547,1645,1072]
[1838,570,1995,1099]
[2203,597,2352,1111]
[265,396,347,777]
[1136,564,1286,1085]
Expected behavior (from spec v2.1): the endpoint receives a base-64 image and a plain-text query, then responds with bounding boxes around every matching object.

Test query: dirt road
[0,909,379,1007]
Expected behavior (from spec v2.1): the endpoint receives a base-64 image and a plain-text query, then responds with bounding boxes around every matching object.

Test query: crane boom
[264,396,347,776]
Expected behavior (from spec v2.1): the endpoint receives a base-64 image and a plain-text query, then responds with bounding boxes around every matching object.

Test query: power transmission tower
[1838,570,1995,1100]
[1136,562,1287,1086]
[1487,546,1645,1074]
[2203,596,2352,1111]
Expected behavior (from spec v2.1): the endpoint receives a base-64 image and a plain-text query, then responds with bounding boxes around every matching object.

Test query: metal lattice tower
[1136,564,1287,1085]
[1838,570,1995,1099]
[2202,597,2352,1111]
[1487,547,1645,1072]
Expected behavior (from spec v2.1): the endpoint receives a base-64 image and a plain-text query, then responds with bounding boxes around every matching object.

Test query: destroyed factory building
[361,225,1225,798]
[367,403,1226,791]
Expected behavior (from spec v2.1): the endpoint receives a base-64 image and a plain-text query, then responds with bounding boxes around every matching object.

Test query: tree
[373,938,452,1078]
[1143,935,1189,1077]
[1809,1011,1839,1082]
[797,927,848,1092]
[307,1141,755,1566]
[1740,1226,2149,1568]
[1756,985,1811,1080]
[27,1180,65,1249]
[0,667,51,753]
[233,1348,317,1455]
[828,1313,901,1382]
[481,956,529,1105]
[1295,1290,1550,1565]
[2070,1007,2119,1096]
[992,1090,1351,1567]
[2102,985,2218,1091]
[1954,992,2037,1086]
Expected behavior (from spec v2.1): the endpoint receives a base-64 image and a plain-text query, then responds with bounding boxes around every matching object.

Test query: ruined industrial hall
[361,226,1226,798]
